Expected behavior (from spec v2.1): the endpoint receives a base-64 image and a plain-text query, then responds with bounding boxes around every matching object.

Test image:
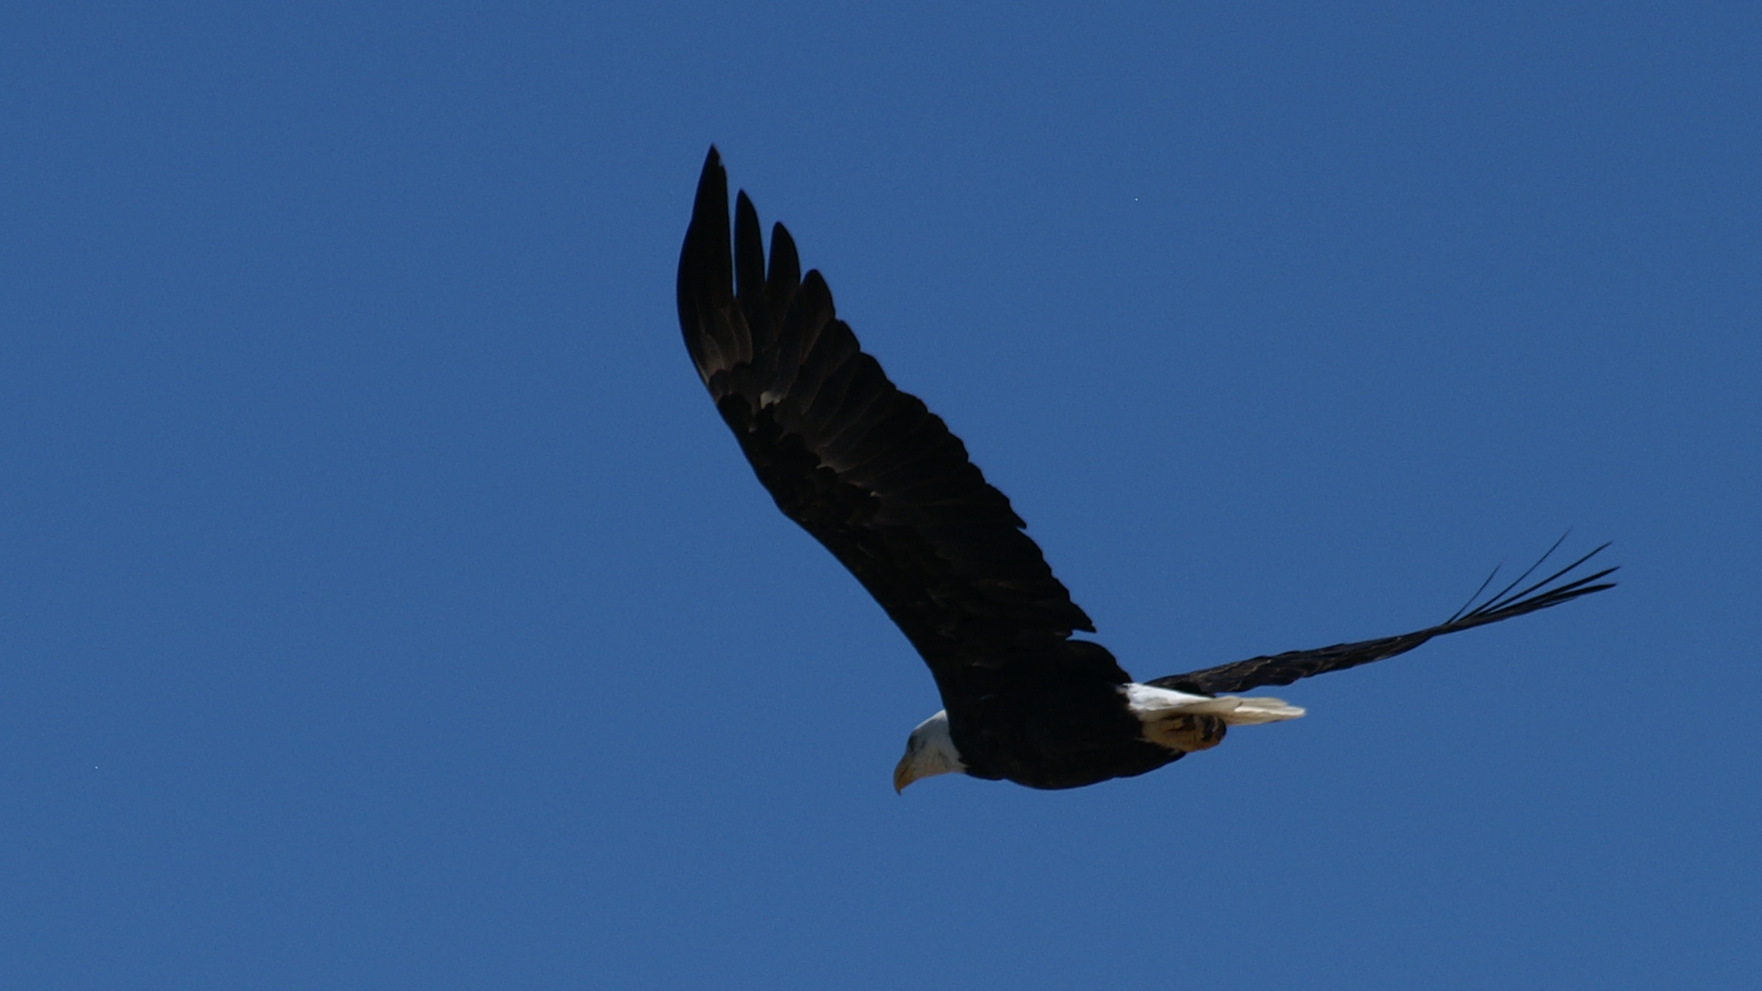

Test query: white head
[893,710,966,793]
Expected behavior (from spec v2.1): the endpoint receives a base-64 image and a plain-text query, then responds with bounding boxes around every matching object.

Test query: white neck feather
[895,710,965,791]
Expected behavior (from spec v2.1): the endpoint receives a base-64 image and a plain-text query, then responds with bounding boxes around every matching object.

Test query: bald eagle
[676,147,1615,791]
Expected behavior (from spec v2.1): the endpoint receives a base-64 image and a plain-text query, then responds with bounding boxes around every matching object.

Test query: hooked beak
[893,752,915,794]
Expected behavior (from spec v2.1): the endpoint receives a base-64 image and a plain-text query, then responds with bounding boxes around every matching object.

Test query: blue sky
[3,3,1757,988]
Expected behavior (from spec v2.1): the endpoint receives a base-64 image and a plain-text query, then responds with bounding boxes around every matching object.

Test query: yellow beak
[892,753,915,794]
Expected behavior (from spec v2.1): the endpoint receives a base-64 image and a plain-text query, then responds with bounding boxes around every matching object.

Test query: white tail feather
[1123,683,1306,726]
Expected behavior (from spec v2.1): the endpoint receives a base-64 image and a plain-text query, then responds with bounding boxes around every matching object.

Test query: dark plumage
[676,147,1616,790]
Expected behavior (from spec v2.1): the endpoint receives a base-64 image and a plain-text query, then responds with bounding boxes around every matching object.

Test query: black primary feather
[677,147,1121,699]
[1148,539,1617,696]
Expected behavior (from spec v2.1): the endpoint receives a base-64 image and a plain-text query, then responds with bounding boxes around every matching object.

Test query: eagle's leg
[1142,713,1228,753]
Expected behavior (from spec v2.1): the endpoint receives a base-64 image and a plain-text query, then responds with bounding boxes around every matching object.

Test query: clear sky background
[3,3,1757,988]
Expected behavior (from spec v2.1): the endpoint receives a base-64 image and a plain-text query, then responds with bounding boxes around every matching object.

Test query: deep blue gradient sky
[4,3,1758,988]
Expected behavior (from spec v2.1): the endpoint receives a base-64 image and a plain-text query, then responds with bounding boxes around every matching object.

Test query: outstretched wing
[1149,540,1616,695]
[677,147,1123,686]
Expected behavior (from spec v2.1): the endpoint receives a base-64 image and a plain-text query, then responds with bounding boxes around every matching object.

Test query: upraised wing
[677,147,1124,687]
[1149,540,1617,695]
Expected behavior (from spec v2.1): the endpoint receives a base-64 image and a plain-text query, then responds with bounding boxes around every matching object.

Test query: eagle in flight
[675,147,1615,791]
